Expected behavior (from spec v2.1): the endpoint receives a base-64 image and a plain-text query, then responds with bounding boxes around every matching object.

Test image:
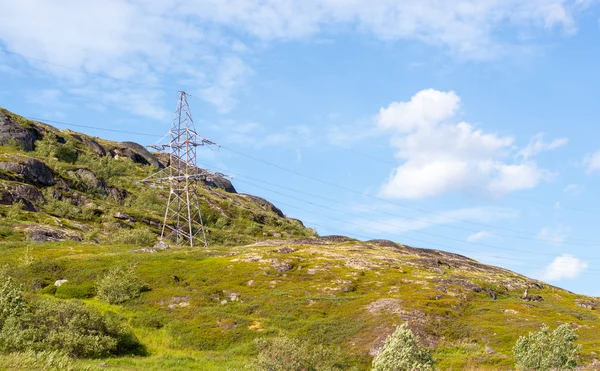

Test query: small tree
[0,276,26,327]
[96,266,145,305]
[514,323,580,370]
[372,324,435,371]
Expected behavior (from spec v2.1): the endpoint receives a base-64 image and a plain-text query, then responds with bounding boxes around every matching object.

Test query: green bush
[55,283,95,299]
[0,276,26,328]
[0,276,143,359]
[514,323,580,370]
[250,336,349,371]
[54,146,78,164]
[0,225,13,238]
[40,285,57,295]
[372,324,435,371]
[0,298,141,358]
[103,227,156,246]
[96,266,145,305]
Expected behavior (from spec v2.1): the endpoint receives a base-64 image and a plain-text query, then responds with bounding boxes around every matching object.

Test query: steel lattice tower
[142,91,221,247]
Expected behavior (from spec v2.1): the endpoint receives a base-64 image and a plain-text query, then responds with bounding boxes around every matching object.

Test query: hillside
[0,106,599,370]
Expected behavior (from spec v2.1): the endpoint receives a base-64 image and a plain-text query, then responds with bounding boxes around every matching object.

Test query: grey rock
[203,176,237,193]
[0,110,39,151]
[24,225,82,243]
[0,182,45,210]
[69,133,108,156]
[0,158,54,186]
[116,142,163,168]
[107,187,128,202]
[240,194,285,217]
[114,211,136,222]
[75,168,105,190]
[274,246,297,254]
[154,241,170,250]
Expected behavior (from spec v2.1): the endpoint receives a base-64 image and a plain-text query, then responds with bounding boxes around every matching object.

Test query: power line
[199,162,600,246]
[21,115,600,245]
[235,180,600,261]
[4,48,594,215]
[234,177,600,252]
[2,49,180,93]
[26,117,163,138]
[221,145,600,243]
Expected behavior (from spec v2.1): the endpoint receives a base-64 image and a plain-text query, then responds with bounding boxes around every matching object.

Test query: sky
[1,0,600,296]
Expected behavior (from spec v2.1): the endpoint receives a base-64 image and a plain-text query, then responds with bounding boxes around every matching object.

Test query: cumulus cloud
[377,89,561,200]
[538,254,588,281]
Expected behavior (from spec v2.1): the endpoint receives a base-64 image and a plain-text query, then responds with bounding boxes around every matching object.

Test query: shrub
[250,336,348,371]
[0,226,13,238]
[54,145,78,164]
[514,323,580,370]
[0,276,26,328]
[372,324,435,371]
[55,283,95,299]
[103,227,156,246]
[0,298,141,358]
[96,266,145,305]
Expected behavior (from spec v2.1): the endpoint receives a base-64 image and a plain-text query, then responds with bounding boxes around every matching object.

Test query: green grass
[0,240,598,370]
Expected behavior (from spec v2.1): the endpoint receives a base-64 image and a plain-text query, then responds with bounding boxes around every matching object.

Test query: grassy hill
[0,107,599,370]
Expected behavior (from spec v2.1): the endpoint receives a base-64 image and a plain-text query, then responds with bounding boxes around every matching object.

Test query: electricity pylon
[142,91,221,247]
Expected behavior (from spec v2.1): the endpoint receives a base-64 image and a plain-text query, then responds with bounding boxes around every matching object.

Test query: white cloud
[519,133,568,160]
[538,254,588,281]
[358,206,518,234]
[377,89,460,132]
[584,150,600,174]
[537,225,571,245]
[0,0,593,121]
[179,0,589,58]
[467,230,494,242]
[377,89,561,199]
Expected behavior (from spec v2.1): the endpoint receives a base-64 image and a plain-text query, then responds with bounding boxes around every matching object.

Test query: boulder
[74,168,106,190]
[115,141,163,168]
[240,194,285,217]
[203,176,237,193]
[0,109,39,151]
[21,225,82,243]
[114,211,135,222]
[0,158,54,186]
[0,181,45,211]
[69,133,108,156]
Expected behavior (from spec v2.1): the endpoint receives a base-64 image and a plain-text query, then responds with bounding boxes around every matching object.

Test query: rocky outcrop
[203,176,236,193]
[0,109,40,151]
[239,194,285,217]
[17,225,82,242]
[69,133,108,156]
[0,181,45,211]
[0,157,54,187]
[115,142,163,169]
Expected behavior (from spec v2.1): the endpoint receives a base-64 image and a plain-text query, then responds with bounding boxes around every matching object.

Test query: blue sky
[1,0,600,295]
